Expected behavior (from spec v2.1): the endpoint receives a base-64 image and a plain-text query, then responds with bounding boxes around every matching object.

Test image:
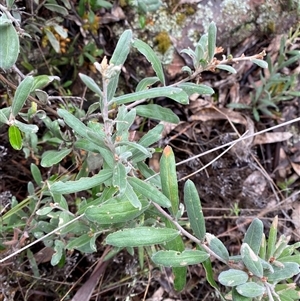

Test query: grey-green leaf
[128,177,171,208]
[244,218,263,255]
[152,250,209,267]
[110,29,132,66]
[206,233,229,262]
[184,180,206,241]
[44,4,68,16]
[0,14,19,70]
[50,169,112,194]
[266,262,300,282]
[136,104,180,123]
[138,123,164,148]
[216,64,237,74]
[30,163,43,186]
[241,243,263,277]
[133,39,165,85]
[85,198,149,224]
[14,120,39,133]
[79,73,102,96]
[112,87,189,106]
[136,77,160,92]
[57,108,90,139]
[106,227,179,247]
[208,22,217,62]
[178,82,214,96]
[11,76,34,116]
[218,269,249,287]
[41,149,72,167]
[251,59,268,69]
[236,282,265,298]
[113,162,127,195]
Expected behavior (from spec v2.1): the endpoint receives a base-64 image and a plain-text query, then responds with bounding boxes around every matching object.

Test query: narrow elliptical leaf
[160,146,179,216]
[243,218,263,255]
[207,22,216,62]
[266,215,278,261]
[128,177,171,208]
[106,227,179,247]
[133,39,165,85]
[184,180,206,241]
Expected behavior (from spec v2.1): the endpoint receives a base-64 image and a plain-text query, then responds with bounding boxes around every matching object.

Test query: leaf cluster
[0,6,299,299]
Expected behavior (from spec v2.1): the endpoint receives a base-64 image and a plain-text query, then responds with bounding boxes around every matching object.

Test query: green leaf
[241,243,263,277]
[236,282,265,298]
[128,176,171,208]
[138,123,164,148]
[251,59,268,68]
[184,180,206,241]
[133,39,165,85]
[112,162,127,195]
[74,139,115,169]
[0,14,19,70]
[206,233,229,262]
[266,215,278,261]
[136,162,161,187]
[8,125,22,150]
[30,163,43,186]
[172,266,187,292]
[243,218,263,255]
[36,206,53,216]
[85,198,149,224]
[112,87,189,106]
[164,220,186,291]
[66,234,97,253]
[110,29,132,66]
[50,169,112,194]
[44,4,68,16]
[115,106,136,134]
[216,64,237,74]
[11,76,35,116]
[152,250,209,267]
[79,73,102,96]
[124,183,142,209]
[218,269,249,287]
[57,108,91,139]
[136,77,160,92]
[207,22,216,62]
[203,258,226,300]
[106,227,179,247]
[41,149,72,167]
[136,104,179,123]
[178,82,214,96]
[160,146,179,216]
[266,262,300,282]
[86,132,115,166]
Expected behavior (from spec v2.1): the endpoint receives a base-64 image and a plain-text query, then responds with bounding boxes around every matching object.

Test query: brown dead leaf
[253,132,293,145]
[274,148,291,178]
[189,107,248,125]
[290,162,300,176]
[167,51,185,78]
[34,247,55,264]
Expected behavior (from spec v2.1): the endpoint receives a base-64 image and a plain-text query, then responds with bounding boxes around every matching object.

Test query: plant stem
[151,202,228,264]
